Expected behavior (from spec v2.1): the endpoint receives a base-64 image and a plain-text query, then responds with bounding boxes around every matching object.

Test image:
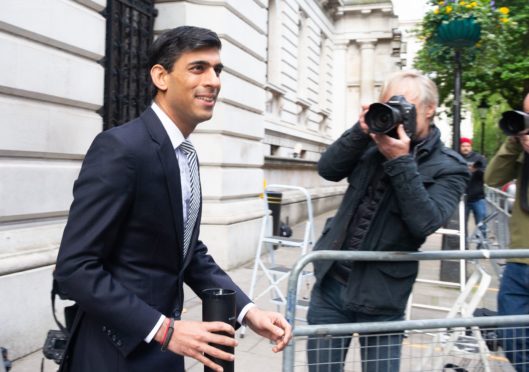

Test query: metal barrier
[484,185,513,250]
[282,249,529,372]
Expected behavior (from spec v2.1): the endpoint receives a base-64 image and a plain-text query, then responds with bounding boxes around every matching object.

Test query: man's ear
[150,64,168,92]
[425,104,436,120]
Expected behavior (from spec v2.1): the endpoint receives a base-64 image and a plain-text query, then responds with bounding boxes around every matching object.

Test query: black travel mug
[202,288,236,372]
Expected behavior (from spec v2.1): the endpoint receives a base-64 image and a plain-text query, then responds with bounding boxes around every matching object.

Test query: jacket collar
[140,107,186,259]
[413,124,441,158]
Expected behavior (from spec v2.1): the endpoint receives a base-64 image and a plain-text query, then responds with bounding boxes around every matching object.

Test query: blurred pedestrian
[459,137,487,243]
[485,92,529,372]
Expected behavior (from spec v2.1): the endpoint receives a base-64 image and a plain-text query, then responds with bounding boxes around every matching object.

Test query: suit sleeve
[54,132,161,356]
[184,238,251,326]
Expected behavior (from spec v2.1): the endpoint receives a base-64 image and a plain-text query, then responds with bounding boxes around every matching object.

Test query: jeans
[498,263,529,372]
[465,198,487,239]
[307,275,403,372]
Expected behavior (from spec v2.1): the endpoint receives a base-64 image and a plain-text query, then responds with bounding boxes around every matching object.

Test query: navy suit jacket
[54,108,251,371]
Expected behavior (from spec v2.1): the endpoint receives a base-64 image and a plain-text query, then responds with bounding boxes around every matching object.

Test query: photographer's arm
[318,122,372,181]
[484,136,524,187]
[384,151,469,239]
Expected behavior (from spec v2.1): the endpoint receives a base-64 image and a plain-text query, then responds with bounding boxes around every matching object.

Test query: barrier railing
[484,185,513,251]
[282,249,529,372]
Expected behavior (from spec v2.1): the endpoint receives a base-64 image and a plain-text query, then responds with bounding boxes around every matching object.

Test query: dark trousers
[465,198,487,239]
[307,275,403,372]
[498,262,529,372]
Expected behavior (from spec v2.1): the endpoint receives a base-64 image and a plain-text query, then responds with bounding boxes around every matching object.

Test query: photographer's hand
[358,104,371,134]
[518,134,529,154]
[370,124,410,160]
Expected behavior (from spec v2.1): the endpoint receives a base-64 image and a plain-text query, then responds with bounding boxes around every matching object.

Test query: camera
[499,110,529,136]
[365,95,417,139]
[43,329,68,364]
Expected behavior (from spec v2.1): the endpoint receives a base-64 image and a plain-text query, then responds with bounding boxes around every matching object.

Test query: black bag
[473,307,500,351]
[443,363,469,372]
[279,221,293,237]
[42,280,78,365]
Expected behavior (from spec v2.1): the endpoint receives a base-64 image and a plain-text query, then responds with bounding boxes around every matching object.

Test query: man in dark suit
[54,26,291,372]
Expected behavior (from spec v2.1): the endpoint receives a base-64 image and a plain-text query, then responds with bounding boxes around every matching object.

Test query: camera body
[43,329,68,365]
[499,110,529,136]
[365,95,417,139]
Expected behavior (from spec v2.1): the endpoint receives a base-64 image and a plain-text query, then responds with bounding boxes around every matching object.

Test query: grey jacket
[314,123,469,314]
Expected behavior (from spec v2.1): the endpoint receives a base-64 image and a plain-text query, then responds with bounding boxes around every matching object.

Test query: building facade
[0,0,402,358]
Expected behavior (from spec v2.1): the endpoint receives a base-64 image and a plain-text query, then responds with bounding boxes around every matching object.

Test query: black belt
[327,261,352,285]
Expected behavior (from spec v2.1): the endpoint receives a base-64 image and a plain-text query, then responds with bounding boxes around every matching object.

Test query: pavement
[11,210,502,372]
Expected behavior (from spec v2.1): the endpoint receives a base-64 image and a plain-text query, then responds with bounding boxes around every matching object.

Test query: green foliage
[414,0,529,154]
[469,94,510,158]
[414,0,529,109]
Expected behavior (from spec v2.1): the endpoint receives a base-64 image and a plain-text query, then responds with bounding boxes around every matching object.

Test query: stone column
[358,39,377,104]
[332,40,348,139]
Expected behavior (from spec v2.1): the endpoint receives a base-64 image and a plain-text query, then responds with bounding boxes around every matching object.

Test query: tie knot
[180,140,195,155]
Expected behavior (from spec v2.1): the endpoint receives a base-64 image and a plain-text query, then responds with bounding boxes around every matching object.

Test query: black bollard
[202,288,236,372]
[266,191,283,237]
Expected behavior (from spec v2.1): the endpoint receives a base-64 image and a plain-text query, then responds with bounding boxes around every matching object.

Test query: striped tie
[180,140,200,258]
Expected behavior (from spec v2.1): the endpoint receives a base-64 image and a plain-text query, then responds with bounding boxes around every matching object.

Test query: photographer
[484,93,529,372]
[306,70,469,372]
[459,137,488,243]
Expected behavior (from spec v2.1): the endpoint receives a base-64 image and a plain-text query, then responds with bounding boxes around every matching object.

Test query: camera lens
[499,110,529,136]
[365,103,401,134]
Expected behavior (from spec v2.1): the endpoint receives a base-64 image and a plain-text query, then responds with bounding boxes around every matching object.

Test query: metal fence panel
[283,250,529,372]
[292,324,529,371]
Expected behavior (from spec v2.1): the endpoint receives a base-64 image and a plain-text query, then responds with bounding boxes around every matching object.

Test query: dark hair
[148,26,222,97]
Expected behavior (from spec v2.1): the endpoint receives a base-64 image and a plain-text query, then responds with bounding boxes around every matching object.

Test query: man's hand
[518,133,529,154]
[370,124,411,160]
[155,319,237,372]
[244,307,292,352]
[358,104,370,134]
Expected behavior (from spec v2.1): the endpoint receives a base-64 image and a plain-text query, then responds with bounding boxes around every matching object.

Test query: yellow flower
[438,1,444,5]
[470,1,477,6]
[445,5,453,13]
[499,7,509,15]
[433,6,440,14]
[500,17,509,23]
[459,1,466,5]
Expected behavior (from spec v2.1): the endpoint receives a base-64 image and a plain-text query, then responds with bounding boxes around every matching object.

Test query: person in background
[459,137,488,243]
[306,70,469,372]
[485,92,529,372]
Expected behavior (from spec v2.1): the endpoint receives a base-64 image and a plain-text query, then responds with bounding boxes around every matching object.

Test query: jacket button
[107,329,113,336]
[116,340,123,347]
[102,326,107,332]
[112,335,117,342]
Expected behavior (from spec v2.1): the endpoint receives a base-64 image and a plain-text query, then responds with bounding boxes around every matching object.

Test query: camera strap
[520,152,529,214]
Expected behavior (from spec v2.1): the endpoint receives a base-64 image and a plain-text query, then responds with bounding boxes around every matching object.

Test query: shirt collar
[151,102,186,151]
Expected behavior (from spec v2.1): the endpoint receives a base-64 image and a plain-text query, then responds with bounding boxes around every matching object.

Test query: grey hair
[379,70,439,108]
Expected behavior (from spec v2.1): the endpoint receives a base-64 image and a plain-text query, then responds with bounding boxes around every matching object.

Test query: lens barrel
[365,103,403,134]
[499,110,529,136]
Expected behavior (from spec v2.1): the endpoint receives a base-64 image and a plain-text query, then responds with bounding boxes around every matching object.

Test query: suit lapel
[141,108,185,256]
